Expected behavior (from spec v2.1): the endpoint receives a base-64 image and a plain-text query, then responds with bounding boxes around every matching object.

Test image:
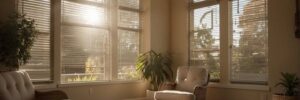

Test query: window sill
[58,80,145,88]
[208,82,270,91]
[34,84,57,90]
[33,80,145,90]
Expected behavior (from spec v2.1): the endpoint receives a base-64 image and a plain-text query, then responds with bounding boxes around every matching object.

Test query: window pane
[118,10,139,29]
[61,0,110,83]
[118,0,139,9]
[231,0,268,83]
[117,30,139,80]
[190,5,220,80]
[19,0,51,82]
[61,26,110,83]
[62,0,107,27]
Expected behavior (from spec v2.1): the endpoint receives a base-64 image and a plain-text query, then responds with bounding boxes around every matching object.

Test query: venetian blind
[117,0,140,80]
[189,4,220,81]
[231,0,268,84]
[19,0,51,82]
[61,0,110,83]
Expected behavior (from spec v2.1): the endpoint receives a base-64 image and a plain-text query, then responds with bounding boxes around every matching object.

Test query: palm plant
[275,72,299,96]
[136,50,173,91]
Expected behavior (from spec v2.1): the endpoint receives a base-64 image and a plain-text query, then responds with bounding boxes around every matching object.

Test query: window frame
[188,0,269,86]
[188,0,221,82]
[18,0,143,86]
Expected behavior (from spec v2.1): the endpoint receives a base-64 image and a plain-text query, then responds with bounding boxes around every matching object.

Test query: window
[231,0,268,84]
[19,0,141,84]
[61,0,141,83]
[19,0,52,82]
[117,0,140,80]
[189,0,268,84]
[189,1,220,81]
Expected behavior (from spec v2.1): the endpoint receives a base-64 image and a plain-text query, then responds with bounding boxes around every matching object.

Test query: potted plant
[136,50,173,98]
[273,72,299,100]
[0,13,38,71]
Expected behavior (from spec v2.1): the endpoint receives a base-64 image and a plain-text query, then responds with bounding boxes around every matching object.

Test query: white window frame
[18,0,143,87]
[189,0,269,90]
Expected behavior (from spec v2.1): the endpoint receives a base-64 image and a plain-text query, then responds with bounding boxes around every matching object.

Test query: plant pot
[272,94,297,100]
[146,90,156,99]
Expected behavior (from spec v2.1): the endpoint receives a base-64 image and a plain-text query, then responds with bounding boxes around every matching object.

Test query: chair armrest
[193,85,207,100]
[159,82,176,90]
[35,90,68,100]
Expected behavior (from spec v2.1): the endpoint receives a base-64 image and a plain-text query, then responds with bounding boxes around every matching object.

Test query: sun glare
[83,7,104,26]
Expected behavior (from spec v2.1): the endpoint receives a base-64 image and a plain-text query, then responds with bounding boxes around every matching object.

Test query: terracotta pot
[272,94,297,100]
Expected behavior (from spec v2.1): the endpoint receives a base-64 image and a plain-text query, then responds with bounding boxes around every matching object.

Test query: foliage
[0,13,38,69]
[191,25,220,79]
[234,0,267,73]
[275,72,299,96]
[136,50,173,91]
[67,75,98,82]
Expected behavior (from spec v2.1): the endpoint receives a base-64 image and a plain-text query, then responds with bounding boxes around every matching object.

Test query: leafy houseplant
[136,50,173,91]
[0,13,38,71]
[273,72,299,100]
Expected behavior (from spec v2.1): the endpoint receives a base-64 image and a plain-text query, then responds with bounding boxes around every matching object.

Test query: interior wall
[170,0,300,100]
[268,0,300,97]
[55,82,147,100]
[143,0,170,54]
[0,0,15,22]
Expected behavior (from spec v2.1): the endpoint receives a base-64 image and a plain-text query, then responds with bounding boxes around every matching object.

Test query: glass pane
[61,26,110,83]
[118,0,139,9]
[117,30,139,80]
[22,34,51,81]
[231,0,268,83]
[190,4,220,80]
[118,10,139,29]
[19,0,51,81]
[62,0,107,27]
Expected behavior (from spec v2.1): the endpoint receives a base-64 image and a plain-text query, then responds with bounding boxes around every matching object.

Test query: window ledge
[58,80,145,88]
[34,84,57,90]
[208,82,270,91]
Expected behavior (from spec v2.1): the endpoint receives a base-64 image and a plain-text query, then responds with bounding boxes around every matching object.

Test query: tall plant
[0,13,38,69]
[136,50,173,91]
[275,72,299,96]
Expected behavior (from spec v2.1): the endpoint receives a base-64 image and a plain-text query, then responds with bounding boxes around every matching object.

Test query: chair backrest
[0,71,35,100]
[175,66,209,92]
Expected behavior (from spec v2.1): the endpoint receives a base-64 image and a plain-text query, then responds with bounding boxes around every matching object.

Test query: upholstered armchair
[154,66,209,100]
[0,71,68,100]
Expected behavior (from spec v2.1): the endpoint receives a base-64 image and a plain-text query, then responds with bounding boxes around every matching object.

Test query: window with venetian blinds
[189,1,220,81]
[61,0,141,83]
[19,0,52,82]
[231,0,268,84]
[19,0,141,83]
[189,0,268,84]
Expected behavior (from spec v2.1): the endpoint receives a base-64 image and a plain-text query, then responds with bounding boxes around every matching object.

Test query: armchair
[154,66,209,100]
[0,71,68,100]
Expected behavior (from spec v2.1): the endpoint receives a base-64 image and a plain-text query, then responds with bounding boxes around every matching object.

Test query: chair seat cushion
[154,90,194,100]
